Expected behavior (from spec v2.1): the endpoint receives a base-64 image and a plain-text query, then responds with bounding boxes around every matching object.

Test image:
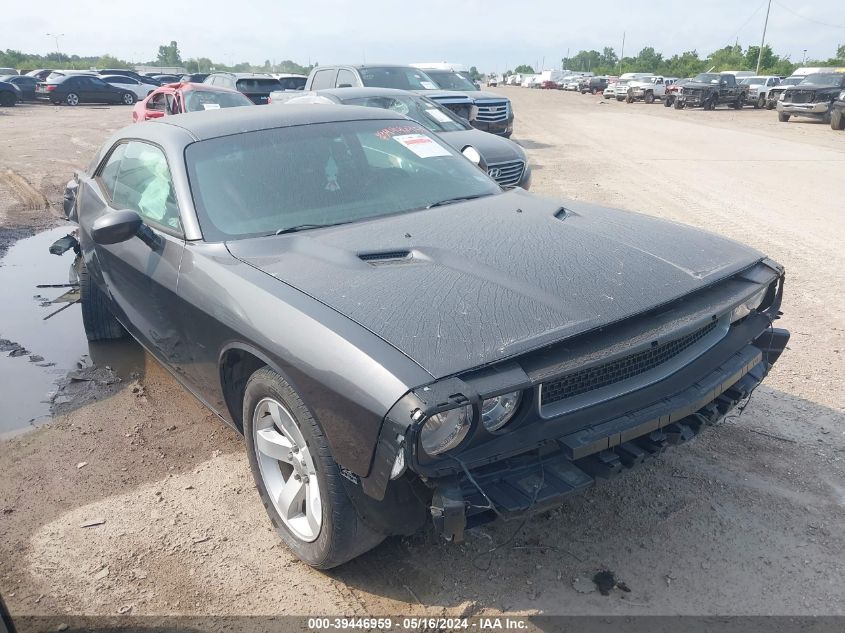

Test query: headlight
[730,287,768,323]
[462,145,482,165]
[779,92,786,101]
[481,391,522,432]
[419,406,472,455]
[839,90,845,100]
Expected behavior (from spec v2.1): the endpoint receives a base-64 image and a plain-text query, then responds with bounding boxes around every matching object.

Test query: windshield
[800,73,844,86]
[342,95,470,133]
[185,89,253,111]
[423,70,477,91]
[782,76,803,86]
[740,77,765,85]
[358,67,439,90]
[235,78,282,92]
[693,73,721,84]
[186,119,500,241]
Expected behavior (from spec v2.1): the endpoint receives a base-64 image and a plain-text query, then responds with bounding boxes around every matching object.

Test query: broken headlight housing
[481,391,522,432]
[730,287,768,323]
[420,406,472,456]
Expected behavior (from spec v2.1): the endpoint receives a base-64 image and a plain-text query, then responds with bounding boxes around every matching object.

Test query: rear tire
[778,112,790,123]
[65,92,79,106]
[79,264,127,341]
[0,91,16,107]
[121,92,136,105]
[831,109,844,130]
[243,367,385,569]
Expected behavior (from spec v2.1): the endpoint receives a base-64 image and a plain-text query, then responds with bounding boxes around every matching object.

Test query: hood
[683,81,717,90]
[413,89,473,103]
[438,128,525,164]
[472,91,509,102]
[784,83,841,92]
[227,191,763,378]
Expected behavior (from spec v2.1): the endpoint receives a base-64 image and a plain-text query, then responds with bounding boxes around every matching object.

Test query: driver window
[148,93,167,112]
[111,141,182,234]
[336,69,358,88]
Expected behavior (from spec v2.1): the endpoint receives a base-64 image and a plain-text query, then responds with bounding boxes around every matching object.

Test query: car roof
[145,103,408,140]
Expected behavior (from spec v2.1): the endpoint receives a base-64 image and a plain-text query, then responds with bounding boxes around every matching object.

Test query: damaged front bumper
[429,325,787,541]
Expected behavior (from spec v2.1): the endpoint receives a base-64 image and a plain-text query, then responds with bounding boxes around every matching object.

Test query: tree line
[506,43,845,78]
[0,41,314,75]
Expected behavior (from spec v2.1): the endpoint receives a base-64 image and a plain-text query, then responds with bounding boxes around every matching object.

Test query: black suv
[581,77,609,95]
[204,73,282,104]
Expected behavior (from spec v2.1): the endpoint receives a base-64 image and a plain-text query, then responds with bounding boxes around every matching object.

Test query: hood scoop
[357,250,413,265]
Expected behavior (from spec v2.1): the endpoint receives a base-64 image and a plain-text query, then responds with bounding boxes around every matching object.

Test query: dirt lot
[1,94,844,619]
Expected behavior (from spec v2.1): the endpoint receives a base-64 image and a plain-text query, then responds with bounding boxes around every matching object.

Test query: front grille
[476,100,510,122]
[787,90,814,104]
[769,88,784,99]
[487,160,525,188]
[540,320,719,407]
[684,88,703,98]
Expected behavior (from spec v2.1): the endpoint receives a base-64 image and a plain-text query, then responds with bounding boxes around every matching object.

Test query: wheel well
[220,348,267,433]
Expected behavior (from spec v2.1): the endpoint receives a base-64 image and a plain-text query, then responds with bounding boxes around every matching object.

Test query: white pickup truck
[738,76,781,108]
[625,76,675,104]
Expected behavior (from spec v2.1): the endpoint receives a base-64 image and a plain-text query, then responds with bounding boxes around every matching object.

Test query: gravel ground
[0,93,843,619]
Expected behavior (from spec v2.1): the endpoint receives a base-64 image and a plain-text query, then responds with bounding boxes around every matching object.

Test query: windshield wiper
[425,193,494,209]
[274,221,350,235]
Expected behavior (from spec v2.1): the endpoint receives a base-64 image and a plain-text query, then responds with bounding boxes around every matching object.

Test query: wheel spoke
[305,482,321,535]
[277,476,305,520]
[256,427,295,463]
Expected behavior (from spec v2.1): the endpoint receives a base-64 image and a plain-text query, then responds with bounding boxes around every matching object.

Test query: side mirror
[91,209,143,245]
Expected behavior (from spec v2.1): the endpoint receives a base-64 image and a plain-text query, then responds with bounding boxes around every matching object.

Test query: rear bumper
[431,326,789,541]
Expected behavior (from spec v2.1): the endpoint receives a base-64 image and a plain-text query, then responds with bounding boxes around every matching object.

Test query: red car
[132,82,253,122]
[540,80,558,89]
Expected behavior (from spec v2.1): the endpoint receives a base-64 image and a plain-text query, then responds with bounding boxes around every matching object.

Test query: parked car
[410,66,515,137]
[611,73,654,101]
[675,73,747,110]
[625,76,669,103]
[0,80,20,106]
[563,77,582,91]
[181,73,209,83]
[831,90,845,130]
[99,69,161,88]
[62,103,788,568]
[0,67,18,75]
[204,72,282,104]
[486,76,498,87]
[663,78,691,107]
[281,87,531,189]
[540,80,557,89]
[302,65,501,135]
[36,74,136,106]
[603,80,619,99]
[274,73,307,91]
[777,73,845,123]
[102,75,154,100]
[581,77,609,95]
[0,74,38,101]
[766,75,807,109]
[150,74,182,84]
[26,69,54,81]
[739,76,781,109]
[132,82,253,121]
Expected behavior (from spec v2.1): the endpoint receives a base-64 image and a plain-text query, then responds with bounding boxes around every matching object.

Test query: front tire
[644,91,655,104]
[79,264,127,341]
[778,112,790,123]
[65,92,79,106]
[756,95,766,109]
[243,367,384,569]
[831,109,844,130]
[664,95,673,107]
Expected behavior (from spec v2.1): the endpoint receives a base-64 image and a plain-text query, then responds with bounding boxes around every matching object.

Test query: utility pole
[802,49,807,64]
[756,0,772,75]
[46,33,64,56]
[620,31,626,73]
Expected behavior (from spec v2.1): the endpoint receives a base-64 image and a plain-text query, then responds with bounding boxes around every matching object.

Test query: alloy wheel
[252,397,322,542]
[66,93,79,106]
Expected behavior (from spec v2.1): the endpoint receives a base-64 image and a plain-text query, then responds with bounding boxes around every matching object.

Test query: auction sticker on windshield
[426,108,452,123]
[392,134,451,158]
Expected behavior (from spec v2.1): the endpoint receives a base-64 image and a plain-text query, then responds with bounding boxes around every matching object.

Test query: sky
[6,0,844,71]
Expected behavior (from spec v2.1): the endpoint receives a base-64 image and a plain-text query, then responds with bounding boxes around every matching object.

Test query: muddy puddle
[0,227,143,438]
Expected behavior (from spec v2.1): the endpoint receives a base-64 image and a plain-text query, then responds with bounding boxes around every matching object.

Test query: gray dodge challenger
[63,105,789,568]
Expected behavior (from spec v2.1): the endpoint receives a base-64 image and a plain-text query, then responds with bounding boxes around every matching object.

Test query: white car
[738,76,782,109]
[102,75,154,100]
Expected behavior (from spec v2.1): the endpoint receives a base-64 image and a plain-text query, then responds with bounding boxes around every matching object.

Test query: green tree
[468,65,482,81]
[156,41,182,66]
[513,64,535,74]
[707,44,745,71]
